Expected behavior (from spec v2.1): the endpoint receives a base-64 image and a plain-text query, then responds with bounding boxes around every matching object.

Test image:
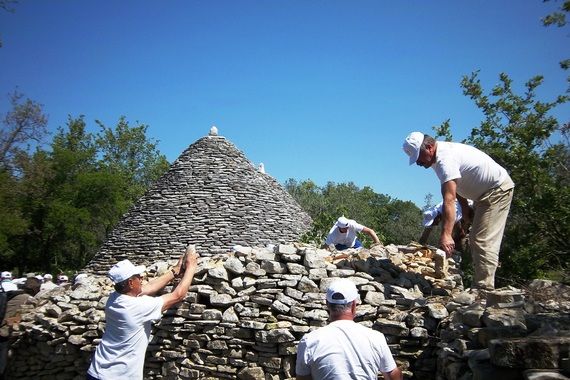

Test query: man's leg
[470,183,514,290]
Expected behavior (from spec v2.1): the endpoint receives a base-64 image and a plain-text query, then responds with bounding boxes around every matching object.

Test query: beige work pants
[470,178,514,290]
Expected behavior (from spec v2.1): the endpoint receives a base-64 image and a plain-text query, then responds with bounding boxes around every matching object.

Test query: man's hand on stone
[440,233,455,258]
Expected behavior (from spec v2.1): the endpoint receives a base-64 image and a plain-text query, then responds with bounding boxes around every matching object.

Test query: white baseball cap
[43,273,53,280]
[403,132,424,165]
[1,271,12,280]
[423,208,440,227]
[335,216,350,229]
[326,279,360,304]
[108,260,145,284]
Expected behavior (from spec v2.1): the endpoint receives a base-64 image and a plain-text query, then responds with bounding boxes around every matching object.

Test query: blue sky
[1,1,568,208]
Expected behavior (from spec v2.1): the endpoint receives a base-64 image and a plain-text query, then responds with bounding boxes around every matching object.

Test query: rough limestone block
[489,336,570,369]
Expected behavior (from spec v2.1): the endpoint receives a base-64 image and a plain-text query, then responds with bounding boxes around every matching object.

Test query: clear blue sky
[1,1,568,207]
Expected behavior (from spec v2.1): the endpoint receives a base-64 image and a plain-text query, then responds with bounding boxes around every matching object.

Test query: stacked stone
[86,133,312,274]
[437,280,570,380]
[7,243,462,380]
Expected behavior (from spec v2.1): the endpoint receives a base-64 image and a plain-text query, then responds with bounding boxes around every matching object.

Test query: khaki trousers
[470,178,514,290]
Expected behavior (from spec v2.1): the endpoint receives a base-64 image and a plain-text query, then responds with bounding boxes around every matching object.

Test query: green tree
[0,91,48,172]
[96,117,169,203]
[0,90,47,271]
[4,115,170,275]
[286,179,423,246]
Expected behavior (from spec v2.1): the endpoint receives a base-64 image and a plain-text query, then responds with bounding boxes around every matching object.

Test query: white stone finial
[258,163,265,174]
[209,125,218,136]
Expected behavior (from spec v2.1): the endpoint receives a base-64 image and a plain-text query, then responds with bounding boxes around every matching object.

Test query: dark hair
[23,278,41,296]
[114,279,130,294]
[421,135,436,151]
[327,301,352,318]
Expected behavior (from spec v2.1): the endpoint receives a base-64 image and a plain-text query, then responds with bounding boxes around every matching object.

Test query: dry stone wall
[86,134,312,274]
[8,244,570,380]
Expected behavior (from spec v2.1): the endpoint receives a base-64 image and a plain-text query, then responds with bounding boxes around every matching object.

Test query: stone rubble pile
[7,244,570,380]
[8,243,458,379]
[437,280,570,380]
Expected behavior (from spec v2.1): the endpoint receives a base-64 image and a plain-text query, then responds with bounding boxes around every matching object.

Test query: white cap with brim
[335,216,350,229]
[326,279,360,304]
[403,132,424,165]
[1,271,12,280]
[423,208,440,227]
[108,259,145,284]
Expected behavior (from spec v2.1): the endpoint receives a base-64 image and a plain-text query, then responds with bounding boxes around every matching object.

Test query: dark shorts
[334,239,362,251]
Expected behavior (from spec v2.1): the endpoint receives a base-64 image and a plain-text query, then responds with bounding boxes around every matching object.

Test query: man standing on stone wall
[403,132,514,291]
[87,246,199,380]
[295,279,403,380]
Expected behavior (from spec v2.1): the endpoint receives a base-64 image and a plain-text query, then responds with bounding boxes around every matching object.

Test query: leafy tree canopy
[0,96,169,275]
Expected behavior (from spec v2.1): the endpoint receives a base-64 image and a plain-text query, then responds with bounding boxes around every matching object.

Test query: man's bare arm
[362,226,380,244]
[383,366,403,380]
[440,180,458,256]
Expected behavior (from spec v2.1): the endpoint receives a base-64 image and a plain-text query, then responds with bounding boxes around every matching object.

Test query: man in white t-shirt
[295,279,402,380]
[403,132,515,290]
[419,199,474,250]
[324,216,381,251]
[87,246,199,380]
[40,274,58,291]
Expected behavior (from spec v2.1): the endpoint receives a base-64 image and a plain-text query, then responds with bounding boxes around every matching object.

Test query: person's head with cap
[43,273,53,282]
[403,132,437,168]
[57,274,69,285]
[1,271,12,281]
[109,259,146,295]
[335,216,350,232]
[74,273,88,282]
[326,279,360,320]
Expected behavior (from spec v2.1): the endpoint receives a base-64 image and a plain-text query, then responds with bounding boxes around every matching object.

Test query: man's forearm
[384,367,403,380]
[141,270,177,296]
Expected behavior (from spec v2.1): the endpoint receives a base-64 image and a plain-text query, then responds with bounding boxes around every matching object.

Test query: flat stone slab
[489,336,570,369]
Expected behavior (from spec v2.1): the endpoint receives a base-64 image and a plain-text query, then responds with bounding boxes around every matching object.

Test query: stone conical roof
[86,132,312,273]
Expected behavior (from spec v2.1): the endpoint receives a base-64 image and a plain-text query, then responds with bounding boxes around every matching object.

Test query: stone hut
[86,129,312,273]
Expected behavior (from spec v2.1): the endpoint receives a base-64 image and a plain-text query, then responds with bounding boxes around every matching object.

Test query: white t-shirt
[40,281,58,291]
[325,220,364,247]
[296,320,397,379]
[0,280,18,292]
[88,292,164,380]
[433,141,513,200]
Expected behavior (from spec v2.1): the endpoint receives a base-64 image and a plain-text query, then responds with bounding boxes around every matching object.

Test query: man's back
[434,141,510,200]
[296,320,396,379]
[88,292,163,379]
